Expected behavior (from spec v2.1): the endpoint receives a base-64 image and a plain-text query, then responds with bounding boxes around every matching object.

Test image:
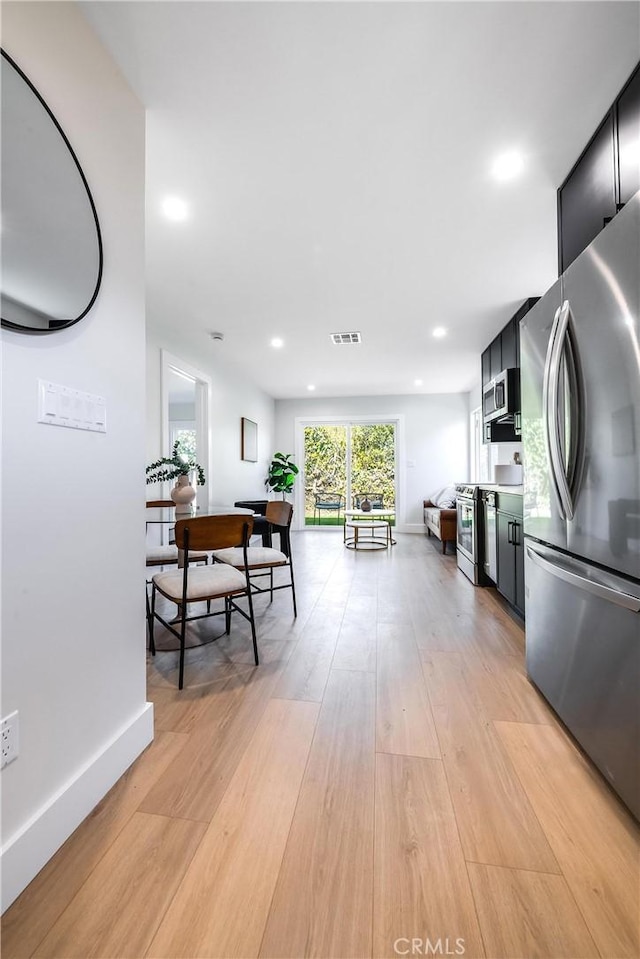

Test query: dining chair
[145,499,209,568]
[233,499,272,547]
[149,514,258,689]
[145,500,208,649]
[212,501,297,616]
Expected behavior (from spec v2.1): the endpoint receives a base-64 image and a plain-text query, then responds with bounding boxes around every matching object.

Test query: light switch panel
[38,380,106,433]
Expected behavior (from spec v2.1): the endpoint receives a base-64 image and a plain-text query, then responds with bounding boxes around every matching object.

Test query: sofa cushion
[427,487,445,506]
[434,486,457,508]
[424,507,441,529]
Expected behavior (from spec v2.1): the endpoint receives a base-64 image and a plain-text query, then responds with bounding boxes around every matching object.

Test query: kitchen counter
[478,484,523,495]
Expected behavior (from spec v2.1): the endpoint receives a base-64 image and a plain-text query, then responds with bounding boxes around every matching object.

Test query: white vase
[171,474,196,513]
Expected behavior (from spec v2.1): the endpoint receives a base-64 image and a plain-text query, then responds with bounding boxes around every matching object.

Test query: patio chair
[313,492,345,525]
[352,493,385,510]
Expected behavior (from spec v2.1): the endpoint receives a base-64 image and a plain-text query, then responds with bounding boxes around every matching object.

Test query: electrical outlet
[1,711,19,769]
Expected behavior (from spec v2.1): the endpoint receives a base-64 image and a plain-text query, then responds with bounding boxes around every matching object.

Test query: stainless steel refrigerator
[520,192,640,821]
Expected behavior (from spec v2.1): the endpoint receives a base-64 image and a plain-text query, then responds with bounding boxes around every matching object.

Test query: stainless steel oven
[455,484,481,584]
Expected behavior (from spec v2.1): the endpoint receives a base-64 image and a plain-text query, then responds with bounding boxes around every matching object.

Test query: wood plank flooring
[3,530,639,959]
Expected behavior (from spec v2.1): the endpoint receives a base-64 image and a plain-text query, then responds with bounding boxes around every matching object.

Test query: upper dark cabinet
[558,111,616,274]
[617,65,640,205]
[500,317,518,371]
[481,298,538,444]
[490,337,502,378]
[558,61,640,274]
[481,348,491,388]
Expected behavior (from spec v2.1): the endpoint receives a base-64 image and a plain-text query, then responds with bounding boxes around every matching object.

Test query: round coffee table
[343,509,396,549]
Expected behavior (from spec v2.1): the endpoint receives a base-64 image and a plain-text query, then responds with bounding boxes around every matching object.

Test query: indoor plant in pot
[146,441,206,513]
[265,452,299,499]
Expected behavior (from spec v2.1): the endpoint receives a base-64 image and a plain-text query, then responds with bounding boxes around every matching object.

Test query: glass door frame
[294,413,405,532]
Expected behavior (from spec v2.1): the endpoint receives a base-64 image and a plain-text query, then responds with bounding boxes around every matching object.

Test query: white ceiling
[82,1,640,399]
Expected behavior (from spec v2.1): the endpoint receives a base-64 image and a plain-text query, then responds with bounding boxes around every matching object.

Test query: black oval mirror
[1,50,103,333]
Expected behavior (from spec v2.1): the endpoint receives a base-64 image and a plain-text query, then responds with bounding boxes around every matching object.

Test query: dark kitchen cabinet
[490,337,502,378]
[617,65,640,205]
[558,111,616,274]
[481,299,538,444]
[558,61,640,273]
[481,348,491,388]
[496,495,524,617]
[500,317,517,371]
[485,419,521,444]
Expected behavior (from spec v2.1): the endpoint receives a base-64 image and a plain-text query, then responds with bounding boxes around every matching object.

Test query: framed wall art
[241,417,258,462]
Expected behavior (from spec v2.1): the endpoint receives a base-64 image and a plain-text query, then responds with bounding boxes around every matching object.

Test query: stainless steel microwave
[483,368,519,423]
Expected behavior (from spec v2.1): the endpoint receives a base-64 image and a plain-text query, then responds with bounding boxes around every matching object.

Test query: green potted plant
[146,441,206,512]
[265,452,299,499]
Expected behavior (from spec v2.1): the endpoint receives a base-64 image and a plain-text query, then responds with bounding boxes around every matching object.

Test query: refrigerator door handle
[543,304,568,519]
[543,300,586,521]
[526,544,640,612]
[546,302,574,519]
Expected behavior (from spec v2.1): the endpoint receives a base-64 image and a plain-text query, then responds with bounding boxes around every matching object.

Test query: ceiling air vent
[330,331,361,345]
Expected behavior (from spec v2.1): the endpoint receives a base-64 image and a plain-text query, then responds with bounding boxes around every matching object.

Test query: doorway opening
[161,351,211,508]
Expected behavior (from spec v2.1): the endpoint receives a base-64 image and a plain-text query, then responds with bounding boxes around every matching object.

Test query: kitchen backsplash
[479,441,523,483]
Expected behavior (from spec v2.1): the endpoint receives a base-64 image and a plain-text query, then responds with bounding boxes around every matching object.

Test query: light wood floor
[3,532,639,958]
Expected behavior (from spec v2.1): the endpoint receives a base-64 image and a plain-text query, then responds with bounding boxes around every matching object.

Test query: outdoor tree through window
[303,422,396,525]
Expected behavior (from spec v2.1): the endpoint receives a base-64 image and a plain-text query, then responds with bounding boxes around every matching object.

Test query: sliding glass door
[303,421,396,526]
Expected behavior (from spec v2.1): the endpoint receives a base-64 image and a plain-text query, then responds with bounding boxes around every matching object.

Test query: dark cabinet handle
[507,520,513,545]
[513,521,521,546]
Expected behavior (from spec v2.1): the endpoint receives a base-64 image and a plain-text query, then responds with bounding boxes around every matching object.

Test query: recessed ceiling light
[491,150,524,182]
[432,327,447,339]
[414,378,423,386]
[270,337,284,349]
[307,384,316,391]
[161,196,189,221]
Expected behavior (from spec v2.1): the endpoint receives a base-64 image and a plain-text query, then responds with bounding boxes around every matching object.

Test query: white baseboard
[397,523,427,534]
[1,702,154,913]
[297,523,426,535]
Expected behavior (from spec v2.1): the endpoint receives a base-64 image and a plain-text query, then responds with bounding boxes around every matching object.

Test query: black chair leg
[270,567,274,603]
[149,586,157,656]
[289,560,298,618]
[225,596,232,634]
[245,588,259,665]
[178,601,187,690]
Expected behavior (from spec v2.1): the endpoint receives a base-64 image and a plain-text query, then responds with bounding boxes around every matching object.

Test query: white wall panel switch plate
[1,711,19,769]
[37,380,106,433]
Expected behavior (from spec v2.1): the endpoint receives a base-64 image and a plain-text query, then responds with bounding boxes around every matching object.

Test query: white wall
[146,325,276,507]
[274,393,470,530]
[0,2,150,910]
